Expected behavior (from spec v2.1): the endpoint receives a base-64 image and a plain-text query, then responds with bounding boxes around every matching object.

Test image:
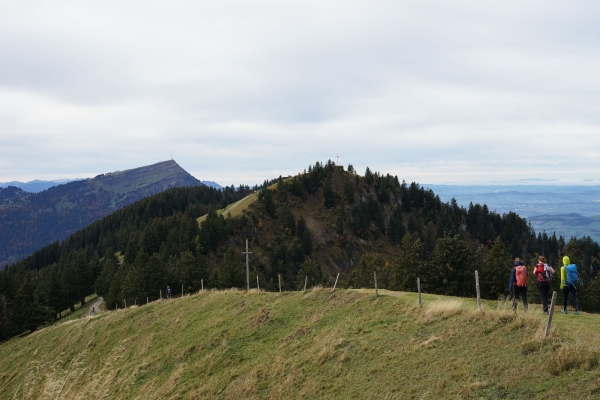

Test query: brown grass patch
[548,346,600,376]
[250,308,271,329]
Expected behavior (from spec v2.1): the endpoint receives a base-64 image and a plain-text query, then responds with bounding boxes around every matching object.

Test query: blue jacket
[508,261,523,292]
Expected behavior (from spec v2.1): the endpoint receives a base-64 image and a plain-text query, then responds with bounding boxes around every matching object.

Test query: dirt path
[88,296,104,316]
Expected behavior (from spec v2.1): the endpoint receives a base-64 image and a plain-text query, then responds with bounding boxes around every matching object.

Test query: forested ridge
[1,161,600,342]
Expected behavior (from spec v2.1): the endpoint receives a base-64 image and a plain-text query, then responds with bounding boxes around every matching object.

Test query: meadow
[0,288,599,399]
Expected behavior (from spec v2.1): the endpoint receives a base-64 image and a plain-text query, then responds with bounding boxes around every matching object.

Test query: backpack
[565,264,579,286]
[543,263,553,282]
[515,265,528,287]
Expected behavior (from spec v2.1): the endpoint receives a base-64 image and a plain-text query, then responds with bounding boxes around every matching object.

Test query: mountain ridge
[0,160,203,267]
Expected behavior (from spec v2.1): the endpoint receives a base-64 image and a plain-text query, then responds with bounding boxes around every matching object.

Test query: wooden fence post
[257,275,260,292]
[417,278,422,307]
[147,297,148,305]
[304,276,308,292]
[332,273,340,291]
[160,290,162,300]
[545,291,557,337]
[374,271,378,297]
[124,299,126,308]
[475,270,482,312]
[278,274,282,293]
[182,284,184,297]
[201,279,204,291]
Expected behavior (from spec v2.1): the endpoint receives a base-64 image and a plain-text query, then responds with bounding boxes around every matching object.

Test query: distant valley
[425,184,600,241]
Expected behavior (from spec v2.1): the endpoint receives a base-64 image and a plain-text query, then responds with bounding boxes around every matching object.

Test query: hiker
[509,258,528,312]
[534,256,554,314]
[560,256,579,315]
[167,285,172,299]
[91,306,95,314]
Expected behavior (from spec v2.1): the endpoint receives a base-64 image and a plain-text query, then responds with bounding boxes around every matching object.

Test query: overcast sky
[1,1,600,186]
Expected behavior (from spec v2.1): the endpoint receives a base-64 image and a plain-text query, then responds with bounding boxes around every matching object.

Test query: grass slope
[1,290,599,399]
[197,191,260,224]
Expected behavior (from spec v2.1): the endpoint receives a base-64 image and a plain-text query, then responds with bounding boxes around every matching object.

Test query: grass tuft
[548,346,600,376]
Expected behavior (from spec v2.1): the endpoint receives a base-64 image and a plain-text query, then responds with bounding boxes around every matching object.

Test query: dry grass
[424,299,464,318]
[2,289,600,399]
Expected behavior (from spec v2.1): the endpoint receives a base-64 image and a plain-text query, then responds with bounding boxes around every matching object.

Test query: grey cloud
[2,1,600,185]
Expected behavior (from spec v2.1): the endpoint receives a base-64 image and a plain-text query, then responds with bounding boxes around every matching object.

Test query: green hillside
[1,290,599,399]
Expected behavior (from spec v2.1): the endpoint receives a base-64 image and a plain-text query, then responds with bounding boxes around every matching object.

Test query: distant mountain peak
[0,160,204,267]
[201,181,223,190]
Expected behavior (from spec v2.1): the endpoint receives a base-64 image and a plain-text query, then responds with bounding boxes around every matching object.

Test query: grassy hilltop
[1,289,599,399]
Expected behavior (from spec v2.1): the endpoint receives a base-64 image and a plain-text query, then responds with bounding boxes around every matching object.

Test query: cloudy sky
[1,1,600,186]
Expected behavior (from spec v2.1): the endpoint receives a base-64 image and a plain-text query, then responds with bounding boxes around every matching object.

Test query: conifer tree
[348,256,371,289]
[344,177,355,204]
[323,178,336,209]
[217,248,245,289]
[389,233,424,291]
[428,235,476,297]
[481,237,512,300]
[296,258,323,288]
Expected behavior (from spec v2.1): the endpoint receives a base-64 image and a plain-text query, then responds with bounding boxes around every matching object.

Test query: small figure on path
[560,256,579,315]
[534,256,554,315]
[91,306,95,314]
[167,285,172,299]
[509,258,528,312]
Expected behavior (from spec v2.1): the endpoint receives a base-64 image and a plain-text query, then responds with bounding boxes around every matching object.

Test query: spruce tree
[322,178,336,208]
[428,235,476,297]
[390,233,424,291]
[218,248,245,289]
[348,256,371,289]
[481,237,512,300]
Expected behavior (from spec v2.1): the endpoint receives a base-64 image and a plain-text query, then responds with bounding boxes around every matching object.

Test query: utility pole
[242,239,252,292]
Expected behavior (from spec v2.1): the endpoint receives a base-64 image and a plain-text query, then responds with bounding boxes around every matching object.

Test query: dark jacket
[508,261,524,292]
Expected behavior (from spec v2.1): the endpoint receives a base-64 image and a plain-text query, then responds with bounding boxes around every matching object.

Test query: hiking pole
[545,291,557,337]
